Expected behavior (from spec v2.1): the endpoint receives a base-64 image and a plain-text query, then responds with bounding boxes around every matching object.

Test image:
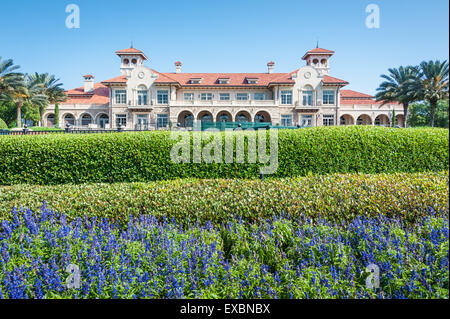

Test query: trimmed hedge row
[0,172,448,225]
[0,126,448,185]
[0,118,7,130]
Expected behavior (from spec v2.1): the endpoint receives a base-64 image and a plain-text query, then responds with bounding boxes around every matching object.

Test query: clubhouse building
[44,47,403,129]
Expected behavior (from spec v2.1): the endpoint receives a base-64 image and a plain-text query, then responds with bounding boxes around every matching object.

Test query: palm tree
[28,73,66,126]
[375,66,420,128]
[416,60,449,127]
[0,73,47,128]
[0,57,21,90]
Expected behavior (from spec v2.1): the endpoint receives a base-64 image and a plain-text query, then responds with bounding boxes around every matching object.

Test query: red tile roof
[340,90,374,99]
[302,48,335,60]
[153,72,296,86]
[116,48,145,54]
[340,98,382,105]
[65,83,109,105]
[101,75,128,85]
[323,75,349,86]
[340,89,399,105]
[115,48,148,60]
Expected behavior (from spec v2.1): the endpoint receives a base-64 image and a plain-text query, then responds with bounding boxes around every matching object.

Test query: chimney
[267,61,275,74]
[83,75,95,93]
[175,61,182,73]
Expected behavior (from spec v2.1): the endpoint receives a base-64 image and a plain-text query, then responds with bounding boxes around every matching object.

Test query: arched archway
[340,114,355,126]
[97,114,110,129]
[197,111,214,123]
[357,114,372,126]
[395,114,405,127]
[178,111,194,128]
[375,114,390,127]
[80,113,93,127]
[254,111,272,124]
[216,110,232,123]
[63,114,75,126]
[235,111,252,123]
[46,114,55,127]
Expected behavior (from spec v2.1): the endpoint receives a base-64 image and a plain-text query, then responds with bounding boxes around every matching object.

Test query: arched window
[201,114,213,122]
[47,114,55,127]
[64,114,75,126]
[302,85,314,106]
[218,113,231,122]
[98,114,109,128]
[137,85,148,106]
[178,111,194,128]
[81,114,93,127]
[236,112,251,123]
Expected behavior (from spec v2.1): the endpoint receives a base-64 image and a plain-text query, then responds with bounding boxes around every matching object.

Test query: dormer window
[218,78,230,84]
[246,78,259,84]
[190,78,202,84]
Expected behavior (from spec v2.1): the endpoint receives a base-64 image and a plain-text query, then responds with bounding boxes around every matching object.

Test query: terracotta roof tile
[323,75,349,86]
[302,48,335,60]
[101,75,128,84]
[65,83,109,105]
[116,48,145,54]
[153,72,295,86]
[340,90,374,99]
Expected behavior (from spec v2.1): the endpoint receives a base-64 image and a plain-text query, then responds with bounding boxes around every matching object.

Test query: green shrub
[0,126,448,185]
[0,118,8,130]
[0,172,447,225]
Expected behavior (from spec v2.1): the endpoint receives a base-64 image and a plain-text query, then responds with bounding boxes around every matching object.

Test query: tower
[116,46,148,77]
[302,47,335,75]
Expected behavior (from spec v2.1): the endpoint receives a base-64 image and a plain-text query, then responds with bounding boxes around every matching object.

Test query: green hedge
[0,126,448,185]
[0,172,448,225]
[0,118,8,130]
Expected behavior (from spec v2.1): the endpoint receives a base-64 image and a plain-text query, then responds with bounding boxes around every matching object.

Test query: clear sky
[0,0,448,95]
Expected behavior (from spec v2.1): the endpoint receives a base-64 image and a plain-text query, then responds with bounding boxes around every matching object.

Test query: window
[254,93,265,100]
[184,93,194,101]
[81,114,93,126]
[201,93,213,101]
[247,78,259,84]
[301,115,313,127]
[136,115,148,129]
[157,90,169,104]
[303,91,313,106]
[219,93,230,101]
[281,90,293,105]
[218,78,230,84]
[281,115,293,127]
[115,114,127,128]
[236,93,249,101]
[137,89,148,106]
[64,114,75,126]
[190,78,202,84]
[323,115,335,126]
[323,90,335,105]
[157,114,169,128]
[115,90,127,104]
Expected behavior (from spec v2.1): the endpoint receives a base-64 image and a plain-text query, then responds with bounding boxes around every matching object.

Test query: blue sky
[0,0,448,94]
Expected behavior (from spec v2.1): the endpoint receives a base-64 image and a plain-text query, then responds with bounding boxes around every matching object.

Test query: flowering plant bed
[0,204,448,299]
